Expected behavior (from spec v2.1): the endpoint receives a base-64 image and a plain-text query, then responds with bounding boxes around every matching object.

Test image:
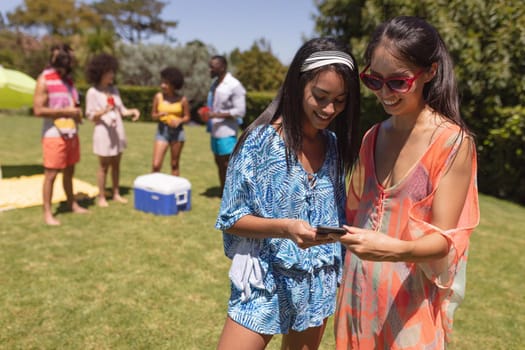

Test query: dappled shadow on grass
[201,186,223,198]
[54,196,95,215]
[53,186,132,215]
[100,186,132,198]
[1,164,43,178]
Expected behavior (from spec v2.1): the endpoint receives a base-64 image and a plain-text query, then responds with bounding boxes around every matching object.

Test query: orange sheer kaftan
[334,122,479,350]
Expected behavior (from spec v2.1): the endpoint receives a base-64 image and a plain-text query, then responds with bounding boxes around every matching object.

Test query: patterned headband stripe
[300,51,355,72]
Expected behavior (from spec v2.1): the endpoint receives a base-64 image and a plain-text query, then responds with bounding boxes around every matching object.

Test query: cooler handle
[176,192,187,205]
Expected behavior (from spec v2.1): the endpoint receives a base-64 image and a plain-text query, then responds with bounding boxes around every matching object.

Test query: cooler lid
[133,173,191,194]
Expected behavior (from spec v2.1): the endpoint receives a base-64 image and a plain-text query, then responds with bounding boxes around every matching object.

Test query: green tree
[4,0,120,80]
[0,29,19,68]
[92,0,177,43]
[0,12,6,29]
[314,0,525,203]
[314,0,368,49]
[234,39,287,92]
[84,28,116,56]
[6,0,102,37]
[0,28,55,79]
[314,0,525,107]
[116,41,213,105]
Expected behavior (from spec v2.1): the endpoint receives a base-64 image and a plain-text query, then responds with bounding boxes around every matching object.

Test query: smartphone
[316,225,346,235]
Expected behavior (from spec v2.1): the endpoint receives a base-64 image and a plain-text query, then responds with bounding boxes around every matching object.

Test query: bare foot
[97,197,109,207]
[71,202,89,214]
[44,215,61,226]
[113,195,128,204]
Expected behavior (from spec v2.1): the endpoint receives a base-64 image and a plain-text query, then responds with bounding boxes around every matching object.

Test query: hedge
[77,85,525,204]
[77,85,276,126]
[477,106,525,203]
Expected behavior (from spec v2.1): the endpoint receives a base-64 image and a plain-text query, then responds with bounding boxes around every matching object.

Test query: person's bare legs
[152,140,169,172]
[214,154,230,194]
[63,164,88,214]
[280,319,327,350]
[43,167,60,225]
[97,156,111,207]
[169,141,184,176]
[110,153,127,203]
[216,316,273,350]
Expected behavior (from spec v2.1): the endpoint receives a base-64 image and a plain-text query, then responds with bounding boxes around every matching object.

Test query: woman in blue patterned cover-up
[215,38,361,350]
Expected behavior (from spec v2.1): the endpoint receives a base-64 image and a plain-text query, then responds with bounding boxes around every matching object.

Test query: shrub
[77,86,278,126]
[478,106,525,203]
[116,42,213,106]
[243,91,275,127]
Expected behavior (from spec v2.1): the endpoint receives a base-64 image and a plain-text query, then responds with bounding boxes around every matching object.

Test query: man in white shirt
[207,55,246,194]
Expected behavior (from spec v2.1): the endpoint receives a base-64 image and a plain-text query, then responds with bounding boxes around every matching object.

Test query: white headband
[300,50,355,72]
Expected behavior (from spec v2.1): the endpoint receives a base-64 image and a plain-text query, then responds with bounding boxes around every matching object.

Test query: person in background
[215,37,361,350]
[151,66,191,176]
[85,53,140,207]
[33,43,88,226]
[204,55,246,193]
[332,16,479,349]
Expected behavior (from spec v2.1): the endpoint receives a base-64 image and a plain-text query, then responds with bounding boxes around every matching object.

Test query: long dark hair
[233,37,361,175]
[49,44,74,76]
[364,16,470,134]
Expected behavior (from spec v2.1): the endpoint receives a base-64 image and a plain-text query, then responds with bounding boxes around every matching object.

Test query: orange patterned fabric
[335,122,479,349]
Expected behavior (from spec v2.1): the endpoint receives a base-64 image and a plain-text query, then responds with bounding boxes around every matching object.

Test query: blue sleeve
[215,130,260,230]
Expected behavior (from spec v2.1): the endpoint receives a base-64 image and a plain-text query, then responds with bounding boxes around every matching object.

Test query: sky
[0,0,320,64]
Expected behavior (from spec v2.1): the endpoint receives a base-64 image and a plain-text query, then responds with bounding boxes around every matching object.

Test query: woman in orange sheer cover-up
[332,16,479,350]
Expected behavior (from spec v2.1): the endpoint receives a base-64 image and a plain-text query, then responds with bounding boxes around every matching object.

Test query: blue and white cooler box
[133,173,191,215]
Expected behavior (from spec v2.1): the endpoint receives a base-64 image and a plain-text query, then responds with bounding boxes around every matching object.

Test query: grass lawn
[0,113,523,349]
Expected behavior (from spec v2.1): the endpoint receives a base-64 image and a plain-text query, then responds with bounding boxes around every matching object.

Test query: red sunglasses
[359,64,425,93]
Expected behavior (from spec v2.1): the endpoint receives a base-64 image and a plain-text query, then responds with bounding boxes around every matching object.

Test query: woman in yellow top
[151,66,191,176]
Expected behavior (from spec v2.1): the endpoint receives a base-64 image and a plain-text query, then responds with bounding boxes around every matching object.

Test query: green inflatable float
[0,66,36,110]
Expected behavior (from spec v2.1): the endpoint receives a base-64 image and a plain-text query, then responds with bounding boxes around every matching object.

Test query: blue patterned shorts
[227,265,339,334]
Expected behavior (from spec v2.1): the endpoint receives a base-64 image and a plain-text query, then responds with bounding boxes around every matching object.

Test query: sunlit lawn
[0,113,523,349]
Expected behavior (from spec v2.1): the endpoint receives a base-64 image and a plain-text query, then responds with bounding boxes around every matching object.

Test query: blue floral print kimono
[215,124,346,334]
